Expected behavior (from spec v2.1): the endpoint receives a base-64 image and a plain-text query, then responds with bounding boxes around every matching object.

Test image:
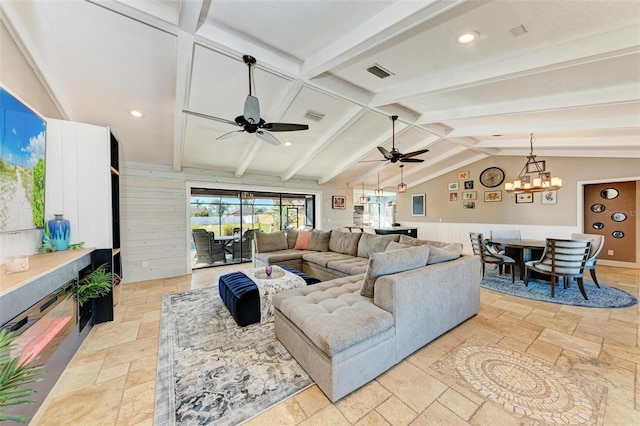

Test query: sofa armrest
[373,254,481,360]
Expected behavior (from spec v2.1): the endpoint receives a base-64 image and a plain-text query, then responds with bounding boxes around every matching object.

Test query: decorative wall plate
[591,203,605,213]
[480,167,505,188]
[611,212,627,222]
[600,188,619,199]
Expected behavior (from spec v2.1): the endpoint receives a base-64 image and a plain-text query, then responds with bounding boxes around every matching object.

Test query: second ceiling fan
[374,115,429,163]
[182,55,308,145]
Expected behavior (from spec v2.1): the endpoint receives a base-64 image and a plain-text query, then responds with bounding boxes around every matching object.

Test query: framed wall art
[448,182,459,191]
[462,191,477,200]
[516,193,534,204]
[542,190,557,205]
[464,180,474,189]
[484,190,502,202]
[458,170,470,180]
[463,201,475,209]
[412,194,425,216]
[449,192,458,201]
[332,195,346,209]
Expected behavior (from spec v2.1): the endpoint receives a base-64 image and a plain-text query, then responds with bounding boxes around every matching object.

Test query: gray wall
[396,155,639,226]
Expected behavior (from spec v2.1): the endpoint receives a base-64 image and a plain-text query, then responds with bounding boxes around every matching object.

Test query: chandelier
[374,174,383,200]
[397,165,407,193]
[359,181,368,204]
[505,133,562,194]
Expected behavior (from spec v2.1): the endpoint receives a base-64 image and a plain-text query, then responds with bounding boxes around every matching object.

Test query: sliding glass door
[190,189,315,269]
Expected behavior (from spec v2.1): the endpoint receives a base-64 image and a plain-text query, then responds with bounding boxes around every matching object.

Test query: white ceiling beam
[372,25,640,108]
[449,115,640,139]
[282,107,369,182]
[410,153,489,188]
[420,86,640,125]
[324,122,413,186]
[88,0,179,34]
[300,0,465,79]
[178,0,203,32]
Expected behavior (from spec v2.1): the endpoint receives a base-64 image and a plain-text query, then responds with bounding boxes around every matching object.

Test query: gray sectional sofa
[252,229,481,402]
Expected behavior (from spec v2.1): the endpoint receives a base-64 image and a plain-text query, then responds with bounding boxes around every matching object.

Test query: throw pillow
[309,230,331,252]
[254,231,287,253]
[357,233,400,258]
[328,231,361,256]
[426,243,463,264]
[286,230,298,249]
[294,230,311,250]
[360,244,430,298]
[385,241,413,251]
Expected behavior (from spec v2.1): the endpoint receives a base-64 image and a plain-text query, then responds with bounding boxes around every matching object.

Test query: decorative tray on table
[254,268,285,280]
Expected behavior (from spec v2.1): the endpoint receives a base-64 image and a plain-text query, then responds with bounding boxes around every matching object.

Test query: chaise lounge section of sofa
[261,232,482,402]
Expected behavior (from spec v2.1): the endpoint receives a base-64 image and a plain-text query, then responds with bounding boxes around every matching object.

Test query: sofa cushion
[427,243,463,264]
[254,231,288,253]
[309,230,331,252]
[294,230,312,250]
[287,230,298,249]
[326,257,369,276]
[360,244,430,298]
[357,233,400,258]
[399,235,449,248]
[254,249,311,264]
[272,275,394,357]
[302,251,353,268]
[329,231,361,256]
[386,241,412,251]
[397,235,463,264]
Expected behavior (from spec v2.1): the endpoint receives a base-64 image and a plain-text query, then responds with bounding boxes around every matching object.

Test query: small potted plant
[0,330,44,423]
[57,264,114,307]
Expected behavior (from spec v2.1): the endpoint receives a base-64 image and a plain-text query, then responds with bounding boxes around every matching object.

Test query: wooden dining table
[487,238,547,281]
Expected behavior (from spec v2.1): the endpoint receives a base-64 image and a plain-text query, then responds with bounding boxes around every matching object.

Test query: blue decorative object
[48,214,70,251]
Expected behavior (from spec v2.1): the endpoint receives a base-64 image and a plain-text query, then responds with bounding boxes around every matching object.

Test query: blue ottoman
[219,265,320,326]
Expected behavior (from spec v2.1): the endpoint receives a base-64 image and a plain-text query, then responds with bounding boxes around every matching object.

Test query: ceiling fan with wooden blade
[182,55,309,145]
[363,115,430,163]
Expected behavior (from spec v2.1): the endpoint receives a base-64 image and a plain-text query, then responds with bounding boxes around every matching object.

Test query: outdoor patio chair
[524,238,592,299]
[231,229,257,261]
[192,230,227,265]
[469,232,516,283]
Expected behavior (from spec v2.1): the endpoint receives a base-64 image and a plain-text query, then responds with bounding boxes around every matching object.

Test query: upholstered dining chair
[469,232,516,283]
[524,238,592,299]
[570,233,604,286]
[488,229,522,255]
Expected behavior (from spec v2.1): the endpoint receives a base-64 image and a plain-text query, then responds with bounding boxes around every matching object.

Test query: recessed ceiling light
[284,141,292,147]
[456,30,480,44]
[129,110,144,118]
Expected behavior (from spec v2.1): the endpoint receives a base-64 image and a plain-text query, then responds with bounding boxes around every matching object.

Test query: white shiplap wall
[120,162,350,283]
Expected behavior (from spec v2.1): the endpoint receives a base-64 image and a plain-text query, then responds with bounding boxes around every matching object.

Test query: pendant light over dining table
[397,164,407,193]
[374,173,383,200]
[359,181,368,204]
[504,133,562,194]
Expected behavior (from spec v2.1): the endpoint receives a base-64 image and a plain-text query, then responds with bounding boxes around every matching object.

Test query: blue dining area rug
[481,269,637,308]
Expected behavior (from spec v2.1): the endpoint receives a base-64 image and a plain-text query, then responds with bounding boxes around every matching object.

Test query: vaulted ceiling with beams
[2,1,639,192]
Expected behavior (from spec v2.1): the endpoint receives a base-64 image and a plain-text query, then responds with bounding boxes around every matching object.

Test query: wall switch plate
[607,250,614,256]
[142,261,148,268]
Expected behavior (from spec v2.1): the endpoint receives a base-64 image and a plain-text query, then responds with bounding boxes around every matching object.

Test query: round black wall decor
[480,167,505,188]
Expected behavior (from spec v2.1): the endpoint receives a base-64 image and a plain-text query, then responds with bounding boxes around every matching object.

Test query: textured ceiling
[2,0,638,192]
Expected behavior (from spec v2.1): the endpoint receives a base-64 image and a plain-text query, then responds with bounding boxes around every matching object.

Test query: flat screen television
[0,86,46,233]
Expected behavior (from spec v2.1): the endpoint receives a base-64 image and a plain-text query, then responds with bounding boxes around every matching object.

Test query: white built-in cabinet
[44,119,120,323]
[45,119,112,248]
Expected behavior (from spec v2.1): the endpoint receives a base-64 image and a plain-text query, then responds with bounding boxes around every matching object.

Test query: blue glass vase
[48,214,70,251]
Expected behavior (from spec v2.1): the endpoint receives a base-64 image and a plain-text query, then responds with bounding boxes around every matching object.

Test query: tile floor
[30,264,640,425]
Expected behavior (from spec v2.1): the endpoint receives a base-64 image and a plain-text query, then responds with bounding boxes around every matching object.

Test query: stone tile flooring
[30,264,640,425]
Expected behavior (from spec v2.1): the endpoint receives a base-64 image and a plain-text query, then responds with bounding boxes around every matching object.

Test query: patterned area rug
[155,286,313,425]
[431,337,608,425]
[482,269,637,308]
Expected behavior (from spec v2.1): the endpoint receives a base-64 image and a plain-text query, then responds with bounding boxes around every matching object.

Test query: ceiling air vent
[366,64,394,79]
[510,24,528,37]
[304,110,325,121]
